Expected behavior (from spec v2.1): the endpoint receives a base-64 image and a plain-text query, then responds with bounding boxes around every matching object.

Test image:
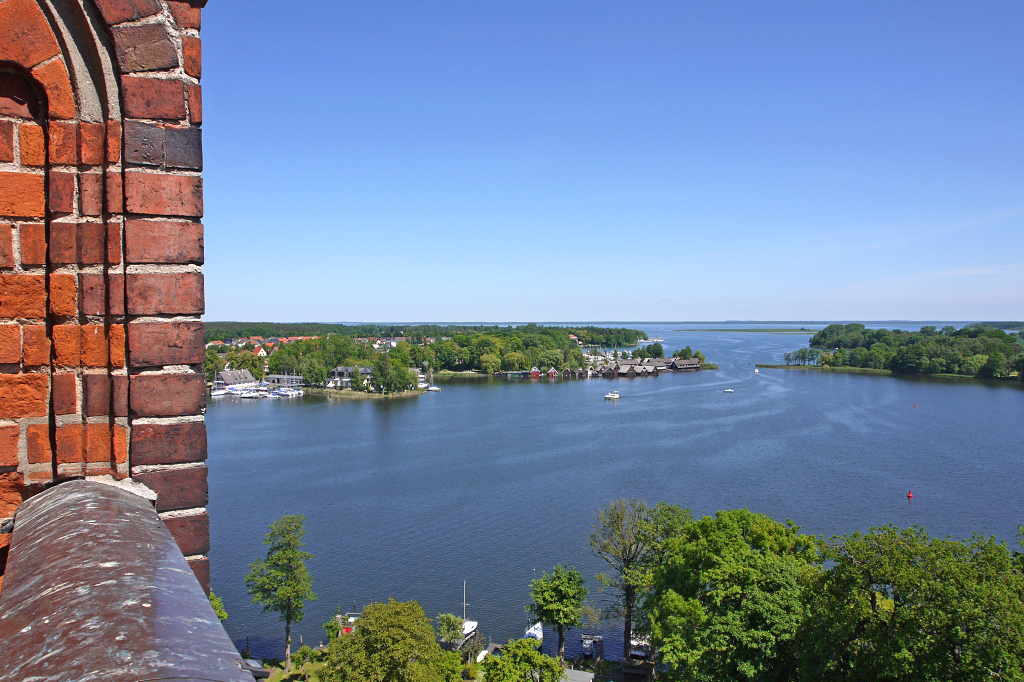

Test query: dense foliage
[527,565,589,661]
[261,325,646,382]
[482,638,565,682]
[795,323,1024,378]
[592,502,1024,682]
[322,599,461,682]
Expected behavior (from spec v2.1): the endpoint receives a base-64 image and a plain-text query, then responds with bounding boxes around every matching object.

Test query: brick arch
[0,0,208,591]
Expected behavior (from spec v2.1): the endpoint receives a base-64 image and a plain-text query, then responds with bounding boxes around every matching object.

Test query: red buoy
[914,404,918,408]
[907,491,914,499]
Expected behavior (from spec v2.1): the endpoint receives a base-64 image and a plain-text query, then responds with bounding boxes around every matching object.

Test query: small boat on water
[210,388,230,397]
[723,388,735,393]
[754,368,760,373]
[427,386,441,392]
[525,621,543,642]
[605,390,620,400]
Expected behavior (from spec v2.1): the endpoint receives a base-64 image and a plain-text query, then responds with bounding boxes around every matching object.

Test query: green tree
[482,638,564,682]
[209,590,228,621]
[244,514,317,672]
[350,367,366,391]
[589,499,650,660]
[502,351,527,371]
[798,525,1024,682]
[644,509,820,682]
[436,612,464,647]
[527,565,589,661]
[205,347,225,383]
[228,349,265,380]
[978,350,1007,378]
[301,356,328,386]
[323,599,460,682]
[480,353,501,374]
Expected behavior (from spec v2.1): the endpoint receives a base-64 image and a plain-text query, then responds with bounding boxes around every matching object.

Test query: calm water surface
[207,326,1024,658]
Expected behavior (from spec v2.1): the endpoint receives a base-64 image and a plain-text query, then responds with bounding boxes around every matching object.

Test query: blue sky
[201,2,1023,322]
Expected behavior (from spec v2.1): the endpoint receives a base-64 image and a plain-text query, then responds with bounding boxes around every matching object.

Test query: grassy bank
[756,364,892,375]
[432,370,488,379]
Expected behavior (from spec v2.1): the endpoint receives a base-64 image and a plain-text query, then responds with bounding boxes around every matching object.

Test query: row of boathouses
[496,357,701,379]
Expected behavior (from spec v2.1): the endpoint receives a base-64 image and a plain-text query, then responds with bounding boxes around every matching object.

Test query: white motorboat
[754,368,760,373]
[210,388,230,397]
[427,386,441,392]
[605,390,620,400]
[723,389,735,393]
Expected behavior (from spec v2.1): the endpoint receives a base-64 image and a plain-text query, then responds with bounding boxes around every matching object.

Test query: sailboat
[525,621,543,642]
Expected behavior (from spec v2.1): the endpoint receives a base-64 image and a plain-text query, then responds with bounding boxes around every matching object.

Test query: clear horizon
[202,2,1023,322]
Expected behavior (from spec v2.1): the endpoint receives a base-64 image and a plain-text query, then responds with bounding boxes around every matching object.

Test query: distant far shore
[676,328,821,334]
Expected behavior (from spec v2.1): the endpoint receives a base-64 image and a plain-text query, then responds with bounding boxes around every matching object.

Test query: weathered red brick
[124,172,202,217]
[0,274,45,318]
[0,472,26,518]
[133,464,207,512]
[52,372,77,414]
[81,325,108,368]
[76,222,106,263]
[130,421,207,466]
[84,423,111,464]
[0,325,20,363]
[52,324,79,366]
[0,171,45,217]
[108,274,125,316]
[48,223,77,264]
[0,425,18,467]
[0,121,12,163]
[125,219,203,263]
[164,512,210,556]
[106,120,121,164]
[168,0,202,30]
[0,374,48,418]
[187,83,201,124]
[188,557,210,594]
[126,273,204,315]
[129,372,205,416]
[109,326,125,367]
[26,424,50,464]
[55,423,83,465]
[19,123,45,167]
[112,23,178,73]
[124,120,164,165]
[182,36,201,79]
[106,170,124,213]
[83,374,110,416]
[113,424,127,463]
[79,172,103,216]
[78,122,105,165]
[33,60,75,120]
[92,0,161,25]
[22,325,49,366]
[112,375,128,416]
[0,0,61,68]
[128,322,205,367]
[48,171,76,213]
[19,223,45,265]
[0,224,12,268]
[107,219,122,264]
[48,121,78,165]
[49,273,77,317]
[79,273,106,315]
[123,77,186,120]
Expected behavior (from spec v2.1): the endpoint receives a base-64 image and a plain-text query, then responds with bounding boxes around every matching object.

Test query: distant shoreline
[307,387,426,400]
[676,328,820,334]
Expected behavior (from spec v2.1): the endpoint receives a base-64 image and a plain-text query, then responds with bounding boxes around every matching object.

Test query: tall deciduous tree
[245,514,317,671]
[482,638,564,682]
[436,612,464,647]
[205,347,225,383]
[323,599,460,682]
[590,499,650,659]
[644,509,820,681]
[527,565,589,661]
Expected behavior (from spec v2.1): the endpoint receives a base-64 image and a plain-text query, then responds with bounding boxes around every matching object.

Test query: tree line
[791,323,1024,378]
[236,502,1024,681]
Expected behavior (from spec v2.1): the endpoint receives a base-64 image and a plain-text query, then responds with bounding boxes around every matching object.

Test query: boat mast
[463,580,468,620]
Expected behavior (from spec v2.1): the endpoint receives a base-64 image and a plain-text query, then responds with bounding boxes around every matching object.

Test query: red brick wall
[0,0,209,591]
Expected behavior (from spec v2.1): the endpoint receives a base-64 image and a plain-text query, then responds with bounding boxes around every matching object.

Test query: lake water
[206,324,1024,659]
